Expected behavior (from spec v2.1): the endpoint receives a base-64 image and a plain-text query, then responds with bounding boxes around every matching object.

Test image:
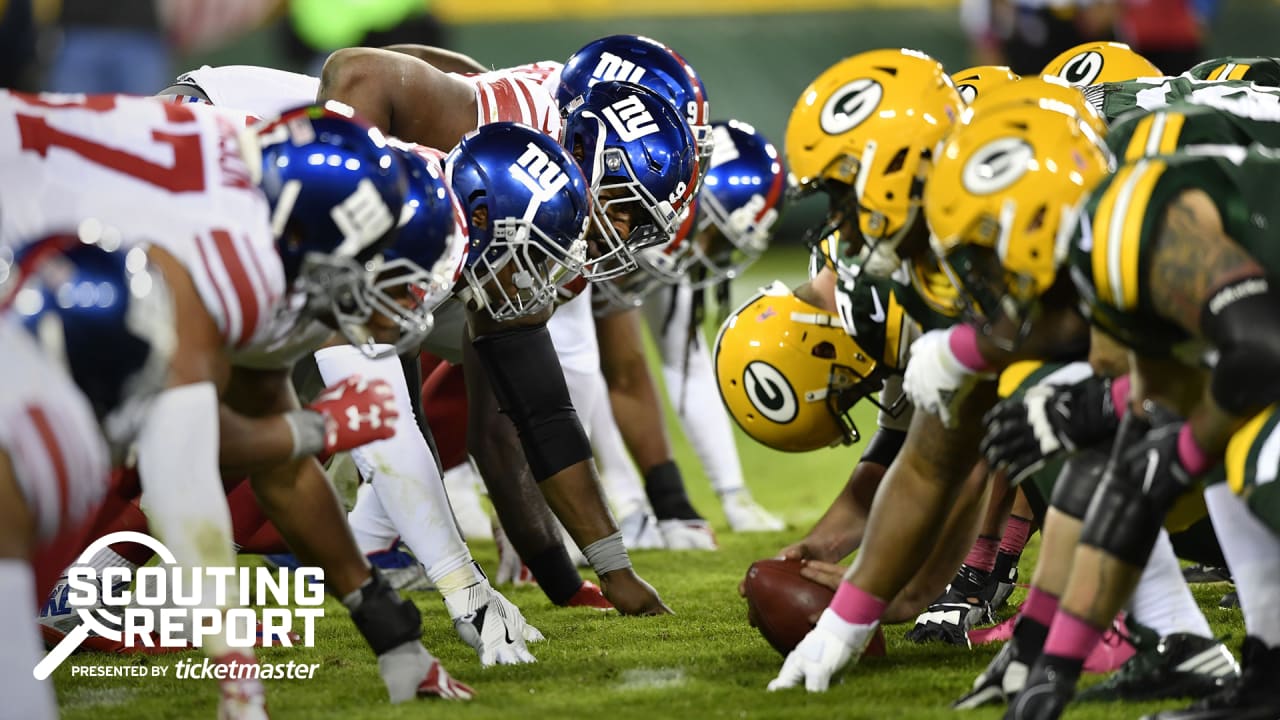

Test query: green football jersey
[1186,56,1280,86]
[1085,76,1280,126]
[1106,101,1280,163]
[1069,145,1280,358]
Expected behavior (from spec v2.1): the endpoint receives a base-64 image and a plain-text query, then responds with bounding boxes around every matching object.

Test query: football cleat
[721,489,786,533]
[366,544,434,592]
[907,564,992,646]
[1181,564,1232,584]
[1078,630,1240,703]
[1218,591,1239,609]
[954,638,1031,709]
[989,551,1021,609]
[1003,661,1076,720]
[619,508,667,550]
[215,651,269,720]
[377,642,475,702]
[1141,636,1280,720]
[416,657,476,701]
[658,518,719,550]
[564,580,613,611]
[445,579,543,666]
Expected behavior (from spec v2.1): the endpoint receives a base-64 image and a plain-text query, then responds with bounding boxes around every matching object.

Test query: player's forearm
[802,461,885,561]
[379,44,487,73]
[539,460,621,547]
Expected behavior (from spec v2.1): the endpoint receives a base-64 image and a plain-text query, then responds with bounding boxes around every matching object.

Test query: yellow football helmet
[926,104,1112,347]
[785,49,963,260]
[1042,41,1162,86]
[714,281,880,452]
[950,65,1020,104]
[968,75,1108,136]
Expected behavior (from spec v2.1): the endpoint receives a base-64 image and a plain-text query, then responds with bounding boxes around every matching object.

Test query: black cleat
[1181,564,1232,584]
[989,551,1021,610]
[907,564,991,646]
[954,639,1031,709]
[1141,636,1280,720]
[1218,591,1239,609]
[1078,631,1240,702]
[1003,658,1079,720]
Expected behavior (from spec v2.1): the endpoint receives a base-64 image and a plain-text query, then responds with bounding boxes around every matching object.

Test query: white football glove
[444,580,544,667]
[903,327,991,428]
[767,609,876,693]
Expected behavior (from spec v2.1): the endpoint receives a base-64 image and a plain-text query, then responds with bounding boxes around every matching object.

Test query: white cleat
[619,509,666,550]
[721,489,786,532]
[658,518,718,550]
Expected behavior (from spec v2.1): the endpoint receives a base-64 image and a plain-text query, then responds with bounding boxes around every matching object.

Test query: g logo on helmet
[819,79,883,135]
[1059,52,1104,86]
[962,137,1034,195]
[743,360,798,423]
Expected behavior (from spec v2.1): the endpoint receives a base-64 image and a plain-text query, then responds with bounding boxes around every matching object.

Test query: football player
[1,239,174,720]
[2,94,475,706]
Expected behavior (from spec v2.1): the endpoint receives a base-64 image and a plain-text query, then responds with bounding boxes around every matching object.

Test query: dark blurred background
[5,0,1277,241]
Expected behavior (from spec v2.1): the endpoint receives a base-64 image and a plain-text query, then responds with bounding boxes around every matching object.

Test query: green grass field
[52,247,1246,719]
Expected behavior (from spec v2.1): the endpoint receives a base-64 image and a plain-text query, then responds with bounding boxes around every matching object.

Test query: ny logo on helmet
[601,95,659,142]
[510,142,570,204]
[962,137,1034,195]
[820,79,883,135]
[1060,52,1104,86]
[591,52,647,86]
[709,125,740,169]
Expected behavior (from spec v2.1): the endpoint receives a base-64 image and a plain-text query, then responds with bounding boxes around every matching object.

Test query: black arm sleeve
[1201,275,1280,416]
[860,428,907,467]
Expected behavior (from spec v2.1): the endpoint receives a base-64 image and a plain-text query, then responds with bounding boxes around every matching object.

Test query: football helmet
[252,102,408,355]
[967,75,1108,135]
[446,122,592,321]
[560,80,699,281]
[3,234,175,448]
[1188,56,1280,86]
[559,34,713,181]
[1042,41,1162,86]
[951,66,1020,104]
[374,143,469,352]
[714,281,882,452]
[926,104,1112,349]
[786,49,963,275]
[639,119,787,288]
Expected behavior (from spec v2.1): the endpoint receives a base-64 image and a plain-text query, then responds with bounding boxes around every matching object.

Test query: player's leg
[642,281,783,531]
[0,452,57,720]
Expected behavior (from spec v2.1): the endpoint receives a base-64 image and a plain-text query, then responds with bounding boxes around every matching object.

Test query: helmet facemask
[580,146,680,281]
[463,210,587,321]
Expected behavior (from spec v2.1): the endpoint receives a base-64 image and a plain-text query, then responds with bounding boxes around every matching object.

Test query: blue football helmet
[372,142,469,352]
[253,102,408,355]
[559,35,713,179]
[2,235,175,449]
[560,81,699,281]
[445,122,592,321]
[639,120,786,288]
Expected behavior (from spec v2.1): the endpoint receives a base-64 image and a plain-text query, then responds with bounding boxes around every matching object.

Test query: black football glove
[981,373,1120,485]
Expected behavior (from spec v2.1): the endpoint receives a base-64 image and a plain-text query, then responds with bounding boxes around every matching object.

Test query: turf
[53,246,1247,719]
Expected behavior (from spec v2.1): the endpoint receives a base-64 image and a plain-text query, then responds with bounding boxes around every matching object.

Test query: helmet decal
[1059,51,1105,86]
[589,51,648,85]
[820,79,883,135]
[962,137,1035,195]
[510,141,572,206]
[743,360,798,423]
[601,95,660,142]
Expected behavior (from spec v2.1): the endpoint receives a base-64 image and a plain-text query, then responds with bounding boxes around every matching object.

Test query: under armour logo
[344,405,384,431]
[590,52,647,85]
[331,179,395,257]
[510,142,570,204]
[601,95,659,142]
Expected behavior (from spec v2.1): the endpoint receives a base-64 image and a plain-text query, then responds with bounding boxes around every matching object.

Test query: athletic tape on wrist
[283,409,327,459]
[582,531,632,575]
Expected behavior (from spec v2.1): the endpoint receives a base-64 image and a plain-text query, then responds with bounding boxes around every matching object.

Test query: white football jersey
[172,64,320,121]
[0,320,109,541]
[0,91,285,352]
[455,61,564,138]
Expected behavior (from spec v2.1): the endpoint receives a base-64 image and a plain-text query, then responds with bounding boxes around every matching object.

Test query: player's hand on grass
[767,609,863,692]
[599,568,672,616]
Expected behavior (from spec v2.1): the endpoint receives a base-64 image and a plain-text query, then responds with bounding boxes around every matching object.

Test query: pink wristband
[829,581,887,625]
[1109,375,1131,419]
[1176,424,1216,476]
[948,324,992,373]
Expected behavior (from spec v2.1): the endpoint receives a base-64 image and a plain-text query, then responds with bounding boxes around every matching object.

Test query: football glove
[981,374,1119,484]
[304,375,399,456]
[903,327,991,428]
[445,580,543,667]
[767,609,875,692]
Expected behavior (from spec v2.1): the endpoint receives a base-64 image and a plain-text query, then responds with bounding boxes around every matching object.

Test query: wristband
[582,532,632,575]
[283,409,327,459]
[948,324,992,373]
[1109,375,1131,419]
[829,580,887,625]
[1176,424,1216,477]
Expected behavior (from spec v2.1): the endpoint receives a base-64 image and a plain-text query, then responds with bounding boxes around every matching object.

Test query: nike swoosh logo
[1141,448,1160,494]
[869,288,886,324]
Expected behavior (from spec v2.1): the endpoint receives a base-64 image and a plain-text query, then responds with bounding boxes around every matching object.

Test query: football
[742,558,886,657]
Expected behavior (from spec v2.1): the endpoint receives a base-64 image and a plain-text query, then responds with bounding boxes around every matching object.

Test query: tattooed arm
[1148,188,1268,456]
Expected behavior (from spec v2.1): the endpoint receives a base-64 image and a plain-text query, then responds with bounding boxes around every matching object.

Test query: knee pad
[1048,448,1109,520]
[471,323,592,481]
[348,569,423,655]
[1078,459,1190,568]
